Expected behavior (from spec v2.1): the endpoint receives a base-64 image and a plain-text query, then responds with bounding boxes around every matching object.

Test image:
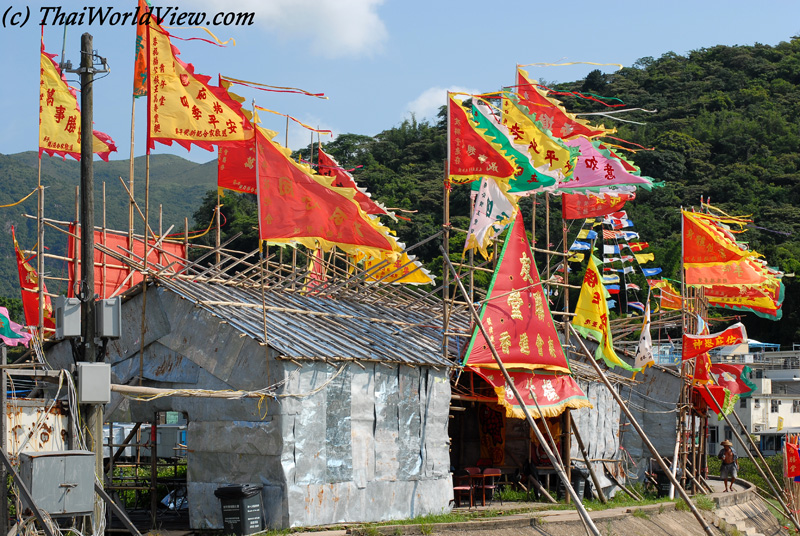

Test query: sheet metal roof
[157,277,454,368]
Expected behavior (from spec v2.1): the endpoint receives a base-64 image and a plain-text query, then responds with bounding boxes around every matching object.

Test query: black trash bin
[214,484,263,536]
[654,468,682,498]
[557,468,589,500]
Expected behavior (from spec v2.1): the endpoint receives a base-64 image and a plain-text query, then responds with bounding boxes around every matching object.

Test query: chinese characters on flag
[447,94,515,184]
[562,192,635,220]
[681,322,747,361]
[39,46,117,161]
[12,227,55,332]
[464,211,571,373]
[147,21,251,151]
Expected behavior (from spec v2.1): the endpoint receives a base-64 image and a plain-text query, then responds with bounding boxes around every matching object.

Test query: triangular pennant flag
[560,137,656,192]
[464,211,571,373]
[447,94,515,184]
[516,67,612,140]
[562,192,635,220]
[0,306,32,347]
[13,227,55,332]
[255,127,401,257]
[318,148,389,216]
[710,363,757,399]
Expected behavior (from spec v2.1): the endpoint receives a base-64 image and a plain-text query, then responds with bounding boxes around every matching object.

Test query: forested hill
[0,152,216,298]
[2,37,800,344]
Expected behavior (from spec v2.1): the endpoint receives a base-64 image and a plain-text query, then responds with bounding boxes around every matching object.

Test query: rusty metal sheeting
[5,399,69,456]
[158,278,451,367]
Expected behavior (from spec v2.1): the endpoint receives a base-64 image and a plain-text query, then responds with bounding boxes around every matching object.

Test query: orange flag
[39,43,117,161]
[254,128,401,257]
[132,0,150,98]
[12,227,55,331]
[146,20,252,151]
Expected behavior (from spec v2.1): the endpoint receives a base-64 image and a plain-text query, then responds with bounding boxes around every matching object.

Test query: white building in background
[708,341,800,455]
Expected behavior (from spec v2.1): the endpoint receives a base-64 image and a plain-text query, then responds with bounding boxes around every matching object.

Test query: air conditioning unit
[754,425,763,432]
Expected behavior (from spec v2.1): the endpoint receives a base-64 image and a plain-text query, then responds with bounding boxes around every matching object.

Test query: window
[709,426,719,445]
[793,400,800,414]
[772,400,779,413]
[740,398,747,409]
[756,369,763,379]
[754,399,761,409]
[724,426,733,441]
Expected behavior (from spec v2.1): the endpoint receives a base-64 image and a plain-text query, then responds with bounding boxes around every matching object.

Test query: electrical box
[95,297,122,339]
[54,296,81,339]
[77,362,111,404]
[18,451,95,516]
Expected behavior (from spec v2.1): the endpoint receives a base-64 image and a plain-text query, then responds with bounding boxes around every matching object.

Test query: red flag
[255,128,400,256]
[66,226,186,299]
[562,192,634,220]
[682,323,747,361]
[217,139,257,194]
[710,363,757,398]
[682,211,755,266]
[472,368,591,420]
[464,211,571,373]
[317,148,387,216]
[787,442,800,478]
[12,227,55,331]
[447,94,515,184]
[516,67,610,140]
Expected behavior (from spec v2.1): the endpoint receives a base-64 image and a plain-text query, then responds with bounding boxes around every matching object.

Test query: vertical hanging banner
[39,44,117,161]
[572,255,638,372]
[464,177,516,259]
[12,228,55,331]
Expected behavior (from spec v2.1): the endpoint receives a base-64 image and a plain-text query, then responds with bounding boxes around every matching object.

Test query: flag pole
[568,323,715,536]
[440,245,601,536]
[253,100,271,383]
[37,28,45,342]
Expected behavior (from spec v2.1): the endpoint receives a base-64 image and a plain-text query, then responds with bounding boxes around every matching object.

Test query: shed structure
[47,271,454,529]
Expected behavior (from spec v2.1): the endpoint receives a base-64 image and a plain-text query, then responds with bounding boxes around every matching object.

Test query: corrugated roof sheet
[157,277,454,367]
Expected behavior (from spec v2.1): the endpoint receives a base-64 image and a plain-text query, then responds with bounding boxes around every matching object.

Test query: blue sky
[1,0,799,164]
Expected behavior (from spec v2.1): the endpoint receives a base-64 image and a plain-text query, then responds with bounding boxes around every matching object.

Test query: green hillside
[0,151,216,298]
[2,37,800,345]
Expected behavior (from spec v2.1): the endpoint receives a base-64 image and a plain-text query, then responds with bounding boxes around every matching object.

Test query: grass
[631,508,649,519]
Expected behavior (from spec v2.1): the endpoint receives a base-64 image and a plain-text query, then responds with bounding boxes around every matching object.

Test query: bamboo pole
[728,407,784,496]
[703,384,800,532]
[568,323,715,536]
[570,418,607,503]
[441,246,600,536]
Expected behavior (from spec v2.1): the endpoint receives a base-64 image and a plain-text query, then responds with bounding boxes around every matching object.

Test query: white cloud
[404,86,480,123]
[193,0,387,58]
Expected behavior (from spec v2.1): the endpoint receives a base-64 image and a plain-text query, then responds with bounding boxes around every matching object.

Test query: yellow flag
[779,416,784,431]
[572,256,638,372]
[362,251,434,285]
[502,94,575,179]
[634,253,655,264]
[39,48,116,161]
[147,22,252,151]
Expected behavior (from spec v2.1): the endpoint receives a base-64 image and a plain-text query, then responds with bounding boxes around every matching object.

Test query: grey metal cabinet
[19,450,95,515]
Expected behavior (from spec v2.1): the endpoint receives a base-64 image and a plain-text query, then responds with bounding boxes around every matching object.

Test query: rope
[0,188,37,208]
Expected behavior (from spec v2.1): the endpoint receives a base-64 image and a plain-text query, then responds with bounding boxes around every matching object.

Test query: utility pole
[78,32,104,527]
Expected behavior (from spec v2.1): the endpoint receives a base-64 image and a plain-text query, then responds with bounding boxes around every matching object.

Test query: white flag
[634,296,654,371]
[465,177,516,259]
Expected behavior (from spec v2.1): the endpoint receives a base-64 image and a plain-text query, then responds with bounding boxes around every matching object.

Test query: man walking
[718,439,739,492]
